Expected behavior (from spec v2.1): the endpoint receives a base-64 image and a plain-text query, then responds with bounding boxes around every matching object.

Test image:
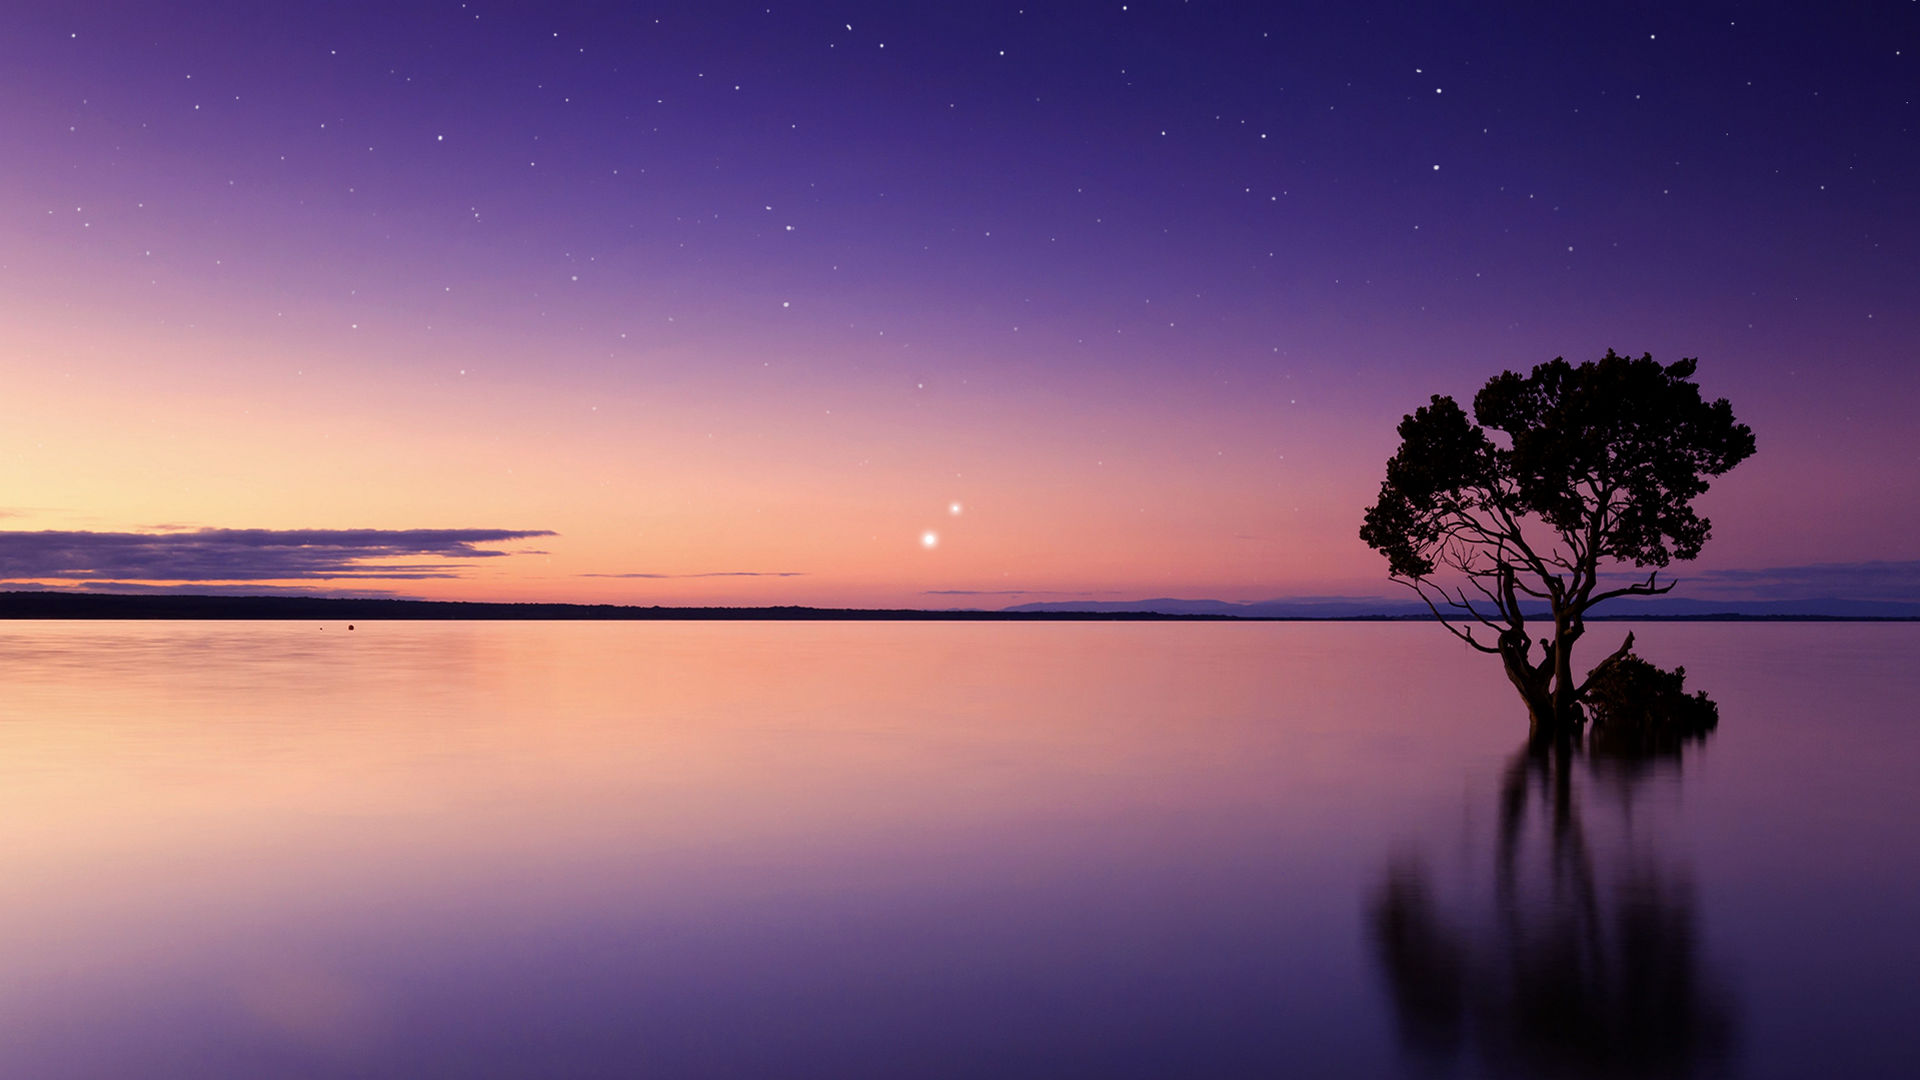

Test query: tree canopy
[1360,350,1755,733]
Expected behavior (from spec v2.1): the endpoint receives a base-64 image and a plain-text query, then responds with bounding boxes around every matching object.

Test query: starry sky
[2,2,1916,607]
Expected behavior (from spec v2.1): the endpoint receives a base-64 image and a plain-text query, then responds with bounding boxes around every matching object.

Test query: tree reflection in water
[1371,725,1736,1078]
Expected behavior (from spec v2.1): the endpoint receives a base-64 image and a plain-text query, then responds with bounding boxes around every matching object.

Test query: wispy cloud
[0,528,553,583]
[923,589,1122,597]
[581,571,808,579]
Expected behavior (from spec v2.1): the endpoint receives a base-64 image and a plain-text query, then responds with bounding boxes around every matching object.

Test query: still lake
[0,620,1914,1077]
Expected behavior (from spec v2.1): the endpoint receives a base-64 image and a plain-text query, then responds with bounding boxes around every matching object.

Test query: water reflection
[1371,727,1737,1078]
[10,622,1914,1074]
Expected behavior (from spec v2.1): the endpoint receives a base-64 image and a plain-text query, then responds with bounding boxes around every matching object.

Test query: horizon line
[1,591,1914,623]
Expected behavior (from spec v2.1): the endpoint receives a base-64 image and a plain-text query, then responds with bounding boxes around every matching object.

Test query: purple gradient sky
[1,2,1915,605]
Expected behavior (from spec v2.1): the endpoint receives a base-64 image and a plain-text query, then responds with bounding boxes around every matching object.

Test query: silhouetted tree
[1360,351,1755,738]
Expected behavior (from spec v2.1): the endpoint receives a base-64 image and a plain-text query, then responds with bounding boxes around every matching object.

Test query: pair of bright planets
[922,502,963,549]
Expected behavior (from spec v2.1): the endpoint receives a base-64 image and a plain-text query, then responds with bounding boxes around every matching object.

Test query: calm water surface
[0,621,1914,1077]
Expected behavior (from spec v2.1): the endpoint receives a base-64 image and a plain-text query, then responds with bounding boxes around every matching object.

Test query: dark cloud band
[1689,560,1920,601]
[0,528,553,583]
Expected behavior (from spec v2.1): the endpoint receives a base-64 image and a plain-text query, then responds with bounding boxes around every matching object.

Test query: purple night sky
[2,2,1915,607]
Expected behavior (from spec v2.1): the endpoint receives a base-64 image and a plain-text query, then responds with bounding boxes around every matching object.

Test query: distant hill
[1587,596,1920,619]
[1003,595,1920,619]
[1003,597,1430,618]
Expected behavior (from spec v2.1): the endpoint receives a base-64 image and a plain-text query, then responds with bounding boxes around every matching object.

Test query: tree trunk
[1547,618,1584,735]
[1500,641,1559,741]
[1526,701,1582,747]
[1503,629,1583,745]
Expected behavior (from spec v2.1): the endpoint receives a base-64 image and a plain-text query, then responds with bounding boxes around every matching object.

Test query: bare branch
[1396,578,1501,654]
[1465,572,1502,609]
[1484,501,1563,600]
[1574,632,1637,698]
[1436,585,1505,636]
[1510,576,1552,599]
[1587,570,1677,607]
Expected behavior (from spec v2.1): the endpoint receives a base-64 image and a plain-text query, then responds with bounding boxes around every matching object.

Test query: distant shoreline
[0,592,1914,622]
